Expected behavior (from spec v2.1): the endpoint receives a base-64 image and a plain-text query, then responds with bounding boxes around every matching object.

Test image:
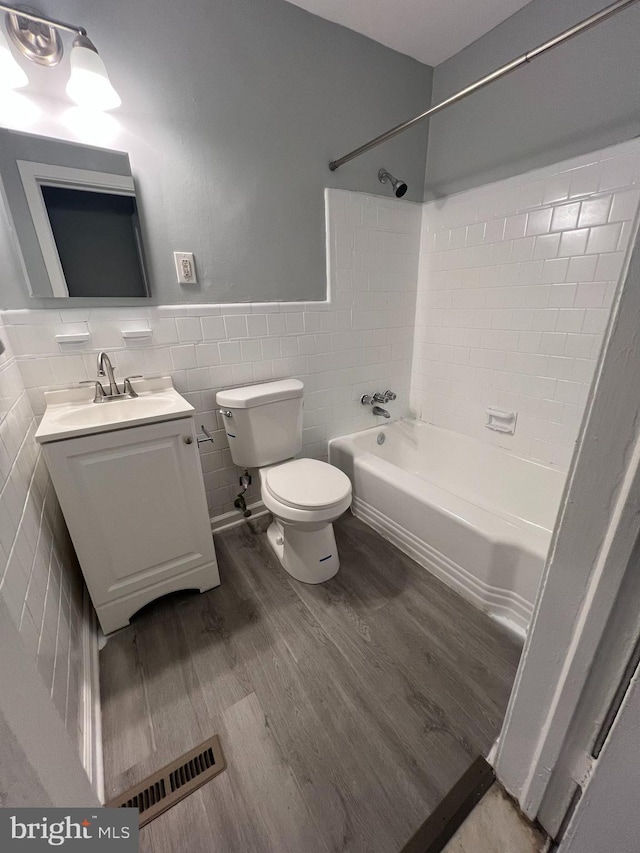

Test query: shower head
[378,168,408,198]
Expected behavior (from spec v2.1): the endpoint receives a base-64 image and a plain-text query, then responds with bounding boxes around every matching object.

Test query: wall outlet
[174,251,197,284]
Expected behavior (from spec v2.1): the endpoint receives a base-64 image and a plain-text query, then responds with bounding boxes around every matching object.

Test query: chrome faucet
[361,389,397,406]
[372,405,391,419]
[80,353,140,403]
[97,351,121,397]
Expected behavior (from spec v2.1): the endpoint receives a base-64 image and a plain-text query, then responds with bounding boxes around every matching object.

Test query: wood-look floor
[100,512,522,853]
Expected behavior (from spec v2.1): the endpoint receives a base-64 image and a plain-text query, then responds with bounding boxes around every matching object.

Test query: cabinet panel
[43,417,218,612]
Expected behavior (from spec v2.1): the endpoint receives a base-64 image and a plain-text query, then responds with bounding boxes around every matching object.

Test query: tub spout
[372,406,391,419]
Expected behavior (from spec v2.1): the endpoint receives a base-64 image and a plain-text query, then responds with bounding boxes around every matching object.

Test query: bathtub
[329,420,566,638]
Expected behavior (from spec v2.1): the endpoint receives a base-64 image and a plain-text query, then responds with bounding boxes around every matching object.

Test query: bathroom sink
[35,377,194,444]
[54,395,174,427]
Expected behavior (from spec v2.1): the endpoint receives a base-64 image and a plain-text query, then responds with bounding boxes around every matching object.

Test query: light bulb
[0,29,28,90]
[65,35,121,111]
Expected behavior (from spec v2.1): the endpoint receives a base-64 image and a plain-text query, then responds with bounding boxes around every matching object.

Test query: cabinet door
[43,417,217,607]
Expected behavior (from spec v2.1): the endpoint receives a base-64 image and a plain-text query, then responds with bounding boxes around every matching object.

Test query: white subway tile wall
[412,141,640,469]
[1,190,421,519]
[0,317,88,757]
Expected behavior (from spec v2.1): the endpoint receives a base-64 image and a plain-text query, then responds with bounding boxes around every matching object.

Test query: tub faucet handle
[360,395,374,406]
[373,390,397,403]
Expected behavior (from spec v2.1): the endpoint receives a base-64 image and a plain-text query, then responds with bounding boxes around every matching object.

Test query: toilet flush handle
[219,409,232,418]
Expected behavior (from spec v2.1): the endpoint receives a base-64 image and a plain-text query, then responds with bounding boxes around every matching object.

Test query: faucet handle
[123,376,143,398]
[372,392,387,404]
[383,390,397,401]
[360,394,374,406]
[80,380,107,403]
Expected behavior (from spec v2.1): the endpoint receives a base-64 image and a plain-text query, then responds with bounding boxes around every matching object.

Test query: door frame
[494,207,640,820]
[555,662,640,852]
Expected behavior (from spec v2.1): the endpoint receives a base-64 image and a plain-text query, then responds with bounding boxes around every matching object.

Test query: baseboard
[80,587,104,803]
[210,500,268,534]
[352,496,530,642]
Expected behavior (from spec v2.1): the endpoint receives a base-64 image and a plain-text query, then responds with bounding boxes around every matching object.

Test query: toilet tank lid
[216,379,304,409]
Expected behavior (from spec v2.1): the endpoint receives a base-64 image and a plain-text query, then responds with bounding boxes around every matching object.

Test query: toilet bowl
[260,458,352,583]
[215,379,352,583]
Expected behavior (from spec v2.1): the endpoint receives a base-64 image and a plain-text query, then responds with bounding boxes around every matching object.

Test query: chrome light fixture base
[5,5,62,66]
[70,32,97,54]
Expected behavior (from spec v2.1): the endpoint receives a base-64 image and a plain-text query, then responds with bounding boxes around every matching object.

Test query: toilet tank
[216,379,303,467]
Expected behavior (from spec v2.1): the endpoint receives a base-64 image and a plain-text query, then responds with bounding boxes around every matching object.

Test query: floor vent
[108,735,226,828]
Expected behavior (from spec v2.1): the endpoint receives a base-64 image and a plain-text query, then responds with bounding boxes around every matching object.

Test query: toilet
[216,379,351,583]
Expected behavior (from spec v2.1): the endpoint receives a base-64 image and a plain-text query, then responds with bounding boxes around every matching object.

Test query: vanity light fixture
[65,34,121,110]
[0,2,121,109]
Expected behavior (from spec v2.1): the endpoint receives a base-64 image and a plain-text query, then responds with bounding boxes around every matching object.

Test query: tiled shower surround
[0,319,88,758]
[413,140,640,468]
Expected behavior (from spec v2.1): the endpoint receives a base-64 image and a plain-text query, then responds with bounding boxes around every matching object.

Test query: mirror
[0,128,150,299]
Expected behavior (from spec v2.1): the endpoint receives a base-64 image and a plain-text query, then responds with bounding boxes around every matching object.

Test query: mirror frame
[17,161,148,298]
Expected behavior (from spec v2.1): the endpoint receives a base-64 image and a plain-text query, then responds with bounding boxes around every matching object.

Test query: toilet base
[266,519,339,583]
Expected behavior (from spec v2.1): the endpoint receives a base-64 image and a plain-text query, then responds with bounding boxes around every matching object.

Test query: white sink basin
[54,395,174,428]
[35,377,194,444]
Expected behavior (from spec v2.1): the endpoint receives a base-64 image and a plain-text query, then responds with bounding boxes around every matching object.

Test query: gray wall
[425,0,640,198]
[0,0,432,309]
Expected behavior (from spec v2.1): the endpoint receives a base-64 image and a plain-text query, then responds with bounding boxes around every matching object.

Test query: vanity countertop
[35,376,194,444]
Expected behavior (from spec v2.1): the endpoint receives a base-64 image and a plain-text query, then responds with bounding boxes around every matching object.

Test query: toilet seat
[264,458,351,510]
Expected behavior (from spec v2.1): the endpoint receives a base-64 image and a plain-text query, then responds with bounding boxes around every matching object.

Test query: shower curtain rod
[328,0,639,171]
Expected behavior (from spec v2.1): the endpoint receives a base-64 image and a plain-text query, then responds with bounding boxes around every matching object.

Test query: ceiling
[283,0,533,66]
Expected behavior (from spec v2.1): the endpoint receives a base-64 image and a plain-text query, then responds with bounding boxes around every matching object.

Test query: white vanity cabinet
[41,413,220,634]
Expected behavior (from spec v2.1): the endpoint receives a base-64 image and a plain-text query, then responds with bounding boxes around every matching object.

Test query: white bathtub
[329,420,566,638]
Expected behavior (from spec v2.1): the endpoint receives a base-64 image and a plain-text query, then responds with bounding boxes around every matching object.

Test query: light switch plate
[174,251,197,284]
